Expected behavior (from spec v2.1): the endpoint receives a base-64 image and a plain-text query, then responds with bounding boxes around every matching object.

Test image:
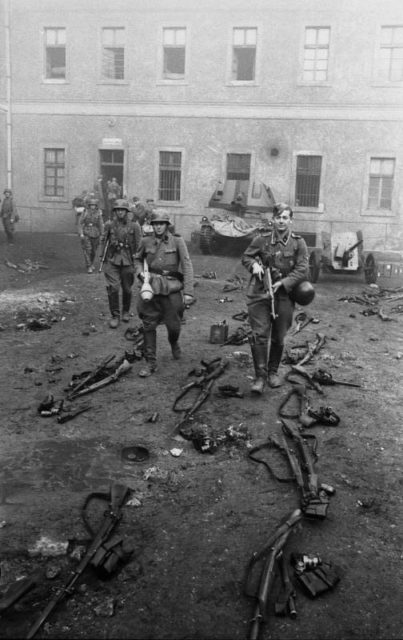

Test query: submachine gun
[26,483,130,639]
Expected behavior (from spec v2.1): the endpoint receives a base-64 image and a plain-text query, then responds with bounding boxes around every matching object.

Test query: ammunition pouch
[90,536,132,579]
[296,563,341,598]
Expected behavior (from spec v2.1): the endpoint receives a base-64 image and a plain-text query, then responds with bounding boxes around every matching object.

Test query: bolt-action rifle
[26,483,130,639]
[281,419,334,519]
[312,368,361,388]
[245,509,302,640]
[256,257,277,319]
[98,229,111,272]
[69,358,132,399]
[67,354,116,400]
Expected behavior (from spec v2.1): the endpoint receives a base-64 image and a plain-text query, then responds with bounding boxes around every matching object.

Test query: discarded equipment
[26,483,130,639]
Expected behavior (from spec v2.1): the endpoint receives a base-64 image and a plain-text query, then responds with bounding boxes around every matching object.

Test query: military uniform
[242,228,309,384]
[1,191,18,244]
[134,228,194,373]
[78,207,104,272]
[102,204,142,325]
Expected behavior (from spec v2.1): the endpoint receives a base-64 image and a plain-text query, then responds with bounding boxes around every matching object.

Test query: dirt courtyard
[0,232,402,640]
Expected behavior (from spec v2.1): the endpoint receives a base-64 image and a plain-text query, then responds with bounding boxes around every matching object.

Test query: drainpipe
[4,0,12,189]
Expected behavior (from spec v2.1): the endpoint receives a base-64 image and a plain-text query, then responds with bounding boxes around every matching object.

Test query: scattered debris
[28,536,69,558]
[170,448,183,457]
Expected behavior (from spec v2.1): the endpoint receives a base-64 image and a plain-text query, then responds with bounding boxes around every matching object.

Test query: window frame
[99,26,127,84]
[155,148,185,204]
[157,25,190,85]
[43,26,67,84]
[362,154,398,216]
[226,25,260,86]
[291,151,325,212]
[372,24,403,86]
[298,25,332,86]
[40,145,68,202]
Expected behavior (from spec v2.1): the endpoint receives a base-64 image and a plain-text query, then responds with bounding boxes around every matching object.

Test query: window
[232,28,256,81]
[379,26,403,82]
[226,153,251,180]
[102,28,125,80]
[295,155,322,207]
[159,151,182,201]
[368,158,395,209]
[45,28,66,79]
[303,27,330,82]
[163,28,186,79]
[44,148,65,197]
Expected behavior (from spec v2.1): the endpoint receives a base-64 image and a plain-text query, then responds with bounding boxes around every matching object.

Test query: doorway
[99,149,124,217]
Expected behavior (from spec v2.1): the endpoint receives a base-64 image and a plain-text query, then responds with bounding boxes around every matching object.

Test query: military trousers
[137,291,184,340]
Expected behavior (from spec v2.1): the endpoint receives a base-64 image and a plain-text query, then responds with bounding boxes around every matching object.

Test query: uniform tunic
[134,230,194,333]
[78,208,104,267]
[242,229,309,370]
[102,217,142,295]
[1,197,18,243]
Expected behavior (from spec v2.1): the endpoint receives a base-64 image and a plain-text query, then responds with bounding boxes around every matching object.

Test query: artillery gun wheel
[200,225,215,255]
[309,250,321,283]
[364,253,378,284]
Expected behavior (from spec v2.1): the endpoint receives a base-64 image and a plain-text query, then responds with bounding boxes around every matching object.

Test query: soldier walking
[241,203,311,393]
[134,209,194,377]
[78,198,105,273]
[100,199,142,328]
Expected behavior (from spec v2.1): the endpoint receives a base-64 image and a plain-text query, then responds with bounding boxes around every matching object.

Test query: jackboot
[168,331,181,360]
[107,289,120,328]
[122,291,132,322]
[138,330,157,377]
[250,341,268,394]
[268,342,284,388]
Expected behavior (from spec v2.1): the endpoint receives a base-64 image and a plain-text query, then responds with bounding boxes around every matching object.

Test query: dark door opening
[99,149,124,217]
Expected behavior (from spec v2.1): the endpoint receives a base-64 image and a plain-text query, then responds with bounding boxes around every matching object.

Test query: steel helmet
[88,198,99,207]
[150,209,171,225]
[290,280,315,306]
[113,199,130,211]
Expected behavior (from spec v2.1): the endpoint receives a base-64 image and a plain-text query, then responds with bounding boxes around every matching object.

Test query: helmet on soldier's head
[113,199,130,211]
[289,280,315,306]
[150,209,171,225]
[88,198,99,208]
[3,188,12,195]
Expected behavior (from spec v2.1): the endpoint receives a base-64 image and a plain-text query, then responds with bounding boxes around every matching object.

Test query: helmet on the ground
[88,198,99,208]
[113,199,130,211]
[290,280,315,306]
[150,209,171,225]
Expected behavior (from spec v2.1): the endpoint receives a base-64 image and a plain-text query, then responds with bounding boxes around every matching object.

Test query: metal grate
[295,155,322,207]
[159,151,181,201]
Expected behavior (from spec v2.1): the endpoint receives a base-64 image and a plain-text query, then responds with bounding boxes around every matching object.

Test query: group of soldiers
[76,192,312,390]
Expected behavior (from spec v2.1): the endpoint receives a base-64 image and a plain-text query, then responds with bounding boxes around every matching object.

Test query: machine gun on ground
[26,483,130,639]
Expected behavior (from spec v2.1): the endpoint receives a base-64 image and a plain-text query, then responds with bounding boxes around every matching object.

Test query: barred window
[232,28,256,81]
[44,148,65,197]
[368,158,395,209]
[303,27,330,82]
[102,28,125,80]
[159,151,182,201]
[226,153,251,180]
[45,28,66,79]
[295,155,322,207]
[379,26,403,82]
[163,28,186,79]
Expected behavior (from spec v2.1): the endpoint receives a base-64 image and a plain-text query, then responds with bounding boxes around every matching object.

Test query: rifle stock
[98,231,111,272]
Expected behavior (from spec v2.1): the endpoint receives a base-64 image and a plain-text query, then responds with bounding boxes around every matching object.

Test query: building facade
[0,0,402,249]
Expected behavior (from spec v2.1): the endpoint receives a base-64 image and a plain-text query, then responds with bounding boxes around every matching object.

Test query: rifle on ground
[68,358,132,399]
[171,358,229,436]
[26,483,130,640]
[98,230,111,272]
[67,354,116,400]
[312,368,361,388]
[281,419,333,519]
[245,509,302,640]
